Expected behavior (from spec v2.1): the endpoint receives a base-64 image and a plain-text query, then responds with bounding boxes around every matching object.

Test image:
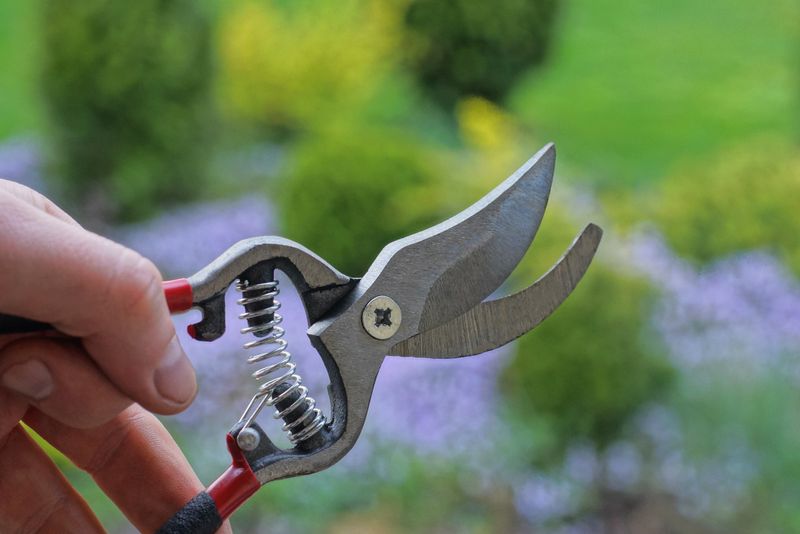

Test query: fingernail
[154,336,197,405]
[2,360,54,400]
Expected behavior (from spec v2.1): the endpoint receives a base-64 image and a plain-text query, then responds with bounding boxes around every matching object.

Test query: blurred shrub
[219,0,402,137]
[503,208,674,459]
[404,0,559,107]
[40,0,213,223]
[279,129,443,275]
[670,367,800,532]
[653,140,800,277]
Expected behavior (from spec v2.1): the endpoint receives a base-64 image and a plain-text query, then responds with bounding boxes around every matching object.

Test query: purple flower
[564,444,598,485]
[364,345,513,461]
[116,196,276,278]
[628,231,800,372]
[604,441,642,491]
[512,472,580,524]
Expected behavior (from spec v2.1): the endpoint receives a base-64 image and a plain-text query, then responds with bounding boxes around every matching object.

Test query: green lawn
[0,0,42,140]
[509,0,799,187]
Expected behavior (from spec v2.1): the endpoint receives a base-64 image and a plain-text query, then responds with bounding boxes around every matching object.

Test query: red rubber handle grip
[156,434,260,533]
[163,278,194,313]
[207,434,261,518]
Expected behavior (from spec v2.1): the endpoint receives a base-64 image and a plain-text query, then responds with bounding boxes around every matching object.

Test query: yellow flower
[456,96,517,152]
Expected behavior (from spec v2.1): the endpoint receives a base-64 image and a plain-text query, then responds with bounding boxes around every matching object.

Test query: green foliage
[653,140,800,277]
[403,0,558,107]
[40,0,214,222]
[503,210,674,457]
[219,0,403,137]
[279,130,443,276]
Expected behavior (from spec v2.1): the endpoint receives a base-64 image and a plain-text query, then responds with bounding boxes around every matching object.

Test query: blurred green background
[1,0,799,532]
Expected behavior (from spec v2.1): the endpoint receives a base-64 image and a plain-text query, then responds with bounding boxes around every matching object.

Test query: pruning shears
[0,144,602,533]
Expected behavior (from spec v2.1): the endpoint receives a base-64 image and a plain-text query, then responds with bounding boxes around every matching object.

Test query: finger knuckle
[28,191,63,219]
[0,179,75,224]
[80,407,150,475]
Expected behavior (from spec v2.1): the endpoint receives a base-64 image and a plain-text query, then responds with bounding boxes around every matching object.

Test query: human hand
[0,180,230,533]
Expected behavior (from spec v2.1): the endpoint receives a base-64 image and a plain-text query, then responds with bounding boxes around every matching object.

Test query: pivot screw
[237,427,261,451]
[362,296,402,340]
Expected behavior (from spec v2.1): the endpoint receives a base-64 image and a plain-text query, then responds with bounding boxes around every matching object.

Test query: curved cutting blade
[357,144,556,337]
[390,223,602,358]
[299,144,558,471]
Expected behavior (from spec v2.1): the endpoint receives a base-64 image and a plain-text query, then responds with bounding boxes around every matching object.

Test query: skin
[0,180,232,533]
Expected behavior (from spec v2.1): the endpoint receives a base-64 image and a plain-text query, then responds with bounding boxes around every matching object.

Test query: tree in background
[403,0,559,107]
[40,0,214,223]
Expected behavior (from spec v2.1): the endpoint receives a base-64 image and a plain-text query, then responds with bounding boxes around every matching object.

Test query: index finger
[0,189,197,413]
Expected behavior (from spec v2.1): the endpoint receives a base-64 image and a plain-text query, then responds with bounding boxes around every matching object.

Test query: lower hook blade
[390,223,602,358]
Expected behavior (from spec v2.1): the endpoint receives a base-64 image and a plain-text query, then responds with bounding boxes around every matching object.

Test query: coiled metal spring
[235,279,326,446]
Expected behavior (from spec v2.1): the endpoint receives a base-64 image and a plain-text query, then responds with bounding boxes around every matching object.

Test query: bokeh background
[1,0,799,532]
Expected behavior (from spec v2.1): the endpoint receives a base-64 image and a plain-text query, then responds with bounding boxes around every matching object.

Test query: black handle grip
[156,492,223,534]
[0,313,51,335]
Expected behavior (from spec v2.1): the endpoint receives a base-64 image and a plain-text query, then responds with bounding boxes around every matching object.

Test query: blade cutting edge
[390,223,602,358]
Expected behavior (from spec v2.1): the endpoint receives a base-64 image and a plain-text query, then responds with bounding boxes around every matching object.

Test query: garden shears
[0,144,602,533]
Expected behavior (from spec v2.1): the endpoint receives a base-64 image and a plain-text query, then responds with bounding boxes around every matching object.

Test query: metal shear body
[0,144,602,533]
